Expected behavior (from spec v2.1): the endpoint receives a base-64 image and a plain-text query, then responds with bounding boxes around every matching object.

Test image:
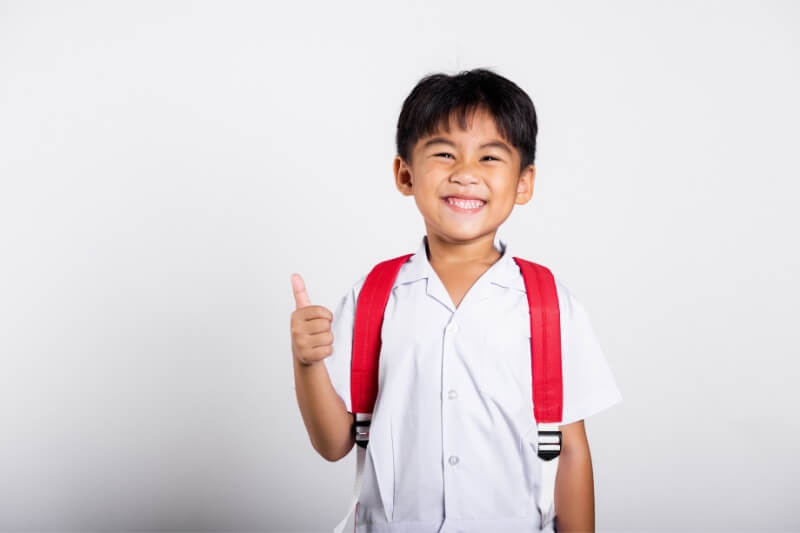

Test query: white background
[1,1,799,532]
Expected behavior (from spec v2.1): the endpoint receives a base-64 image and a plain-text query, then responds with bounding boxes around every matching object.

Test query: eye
[434,152,455,159]
[482,155,501,162]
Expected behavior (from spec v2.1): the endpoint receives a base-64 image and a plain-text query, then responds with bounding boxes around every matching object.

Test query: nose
[448,162,480,186]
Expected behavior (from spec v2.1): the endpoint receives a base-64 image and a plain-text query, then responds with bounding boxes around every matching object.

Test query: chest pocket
[479,317,534,425]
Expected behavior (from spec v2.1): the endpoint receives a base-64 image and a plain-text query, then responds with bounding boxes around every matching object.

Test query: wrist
[293,353,319,369]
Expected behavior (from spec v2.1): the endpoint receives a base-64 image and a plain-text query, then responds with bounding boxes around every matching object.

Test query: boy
[291,68,622,533]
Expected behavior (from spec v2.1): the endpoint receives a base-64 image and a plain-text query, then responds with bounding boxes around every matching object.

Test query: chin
[441,229,492,242]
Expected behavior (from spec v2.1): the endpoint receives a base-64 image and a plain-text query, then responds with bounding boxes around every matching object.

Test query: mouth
[442,196,487,213]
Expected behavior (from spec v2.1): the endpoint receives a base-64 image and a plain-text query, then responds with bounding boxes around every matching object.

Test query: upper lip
[443,195,487,202]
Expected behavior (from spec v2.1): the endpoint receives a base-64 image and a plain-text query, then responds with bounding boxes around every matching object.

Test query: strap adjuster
[353,420,370,448]
[353,413,372,449]
[537,429,562,461]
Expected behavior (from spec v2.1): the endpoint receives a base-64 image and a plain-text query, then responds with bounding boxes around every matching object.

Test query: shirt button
[448,455,459,466]
[448,389,458,400]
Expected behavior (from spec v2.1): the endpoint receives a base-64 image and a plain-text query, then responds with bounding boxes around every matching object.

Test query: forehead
[425,106,506,140]
[432,107,501,137]
[412,106,519,163]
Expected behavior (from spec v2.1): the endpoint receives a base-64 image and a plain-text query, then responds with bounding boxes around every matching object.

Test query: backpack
[334,253,564,533]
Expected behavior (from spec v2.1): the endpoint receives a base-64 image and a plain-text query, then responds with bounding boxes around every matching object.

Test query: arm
[293,356,356,462]
[553,420,595,533]
[290,273,355,462]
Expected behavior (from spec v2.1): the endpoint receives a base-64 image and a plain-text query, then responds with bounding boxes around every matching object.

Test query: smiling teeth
[447,198,485,209]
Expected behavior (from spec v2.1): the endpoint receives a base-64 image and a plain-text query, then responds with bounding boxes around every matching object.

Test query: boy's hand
[290,273,334,366]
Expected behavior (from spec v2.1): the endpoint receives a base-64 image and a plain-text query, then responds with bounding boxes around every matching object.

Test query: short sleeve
[322,274,367,414]
[555,278,623,425]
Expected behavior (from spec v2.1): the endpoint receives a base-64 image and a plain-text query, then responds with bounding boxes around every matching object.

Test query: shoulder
[516,264,591,324]
[552,275,580,316]
[348,253,417,302]
[342,272,369,305]
[513,258,583,316]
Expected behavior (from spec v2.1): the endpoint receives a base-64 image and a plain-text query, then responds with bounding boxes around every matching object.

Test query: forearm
[293,356,355,461]
[553,433,595,532]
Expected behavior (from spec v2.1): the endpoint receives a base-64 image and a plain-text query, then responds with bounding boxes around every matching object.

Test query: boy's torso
[354,234,546,531]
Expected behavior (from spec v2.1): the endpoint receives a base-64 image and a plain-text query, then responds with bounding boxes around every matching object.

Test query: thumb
[291,273,312,309]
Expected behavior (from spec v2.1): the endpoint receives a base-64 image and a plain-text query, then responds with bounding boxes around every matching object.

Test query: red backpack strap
[512,257,563,424]
[351,254,414,415]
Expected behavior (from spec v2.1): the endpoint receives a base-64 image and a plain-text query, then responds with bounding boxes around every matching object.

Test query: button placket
[443,318,459,403]
[442,315,462,516]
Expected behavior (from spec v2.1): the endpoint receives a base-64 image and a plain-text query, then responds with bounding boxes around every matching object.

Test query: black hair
[395,68,538,173]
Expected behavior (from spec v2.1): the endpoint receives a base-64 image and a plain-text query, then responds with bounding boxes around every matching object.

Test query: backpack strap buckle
[537,423,562,461]
[353,413,372,449]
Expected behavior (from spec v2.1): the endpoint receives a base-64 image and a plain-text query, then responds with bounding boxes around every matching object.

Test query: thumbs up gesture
[290,273,334,366]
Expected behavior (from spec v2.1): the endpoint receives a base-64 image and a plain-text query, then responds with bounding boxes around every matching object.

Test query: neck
[424,231,502,268]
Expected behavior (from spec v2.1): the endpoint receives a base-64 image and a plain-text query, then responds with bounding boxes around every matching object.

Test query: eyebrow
[422,137,513,155]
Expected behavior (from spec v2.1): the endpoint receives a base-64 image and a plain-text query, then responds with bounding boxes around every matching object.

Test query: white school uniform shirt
[324,233,622,533]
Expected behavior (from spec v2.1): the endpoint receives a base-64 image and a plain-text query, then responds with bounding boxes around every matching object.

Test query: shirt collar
[392,233,526,294]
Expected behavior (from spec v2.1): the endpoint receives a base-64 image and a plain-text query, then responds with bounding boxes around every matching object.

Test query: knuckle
[312,317,330,331]
[315,305,331,318]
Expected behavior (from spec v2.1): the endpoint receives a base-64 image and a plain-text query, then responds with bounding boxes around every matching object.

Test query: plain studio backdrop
[1,1,799,532]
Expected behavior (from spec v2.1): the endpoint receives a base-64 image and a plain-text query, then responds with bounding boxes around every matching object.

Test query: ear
[515,164,535,205]
[394,155,414,196]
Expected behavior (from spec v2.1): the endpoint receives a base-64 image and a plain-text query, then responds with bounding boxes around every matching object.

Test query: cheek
[410,172,442,198]
[488,181,519,206]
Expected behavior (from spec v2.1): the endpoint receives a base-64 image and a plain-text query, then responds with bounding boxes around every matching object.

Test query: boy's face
[393,107,534,246]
